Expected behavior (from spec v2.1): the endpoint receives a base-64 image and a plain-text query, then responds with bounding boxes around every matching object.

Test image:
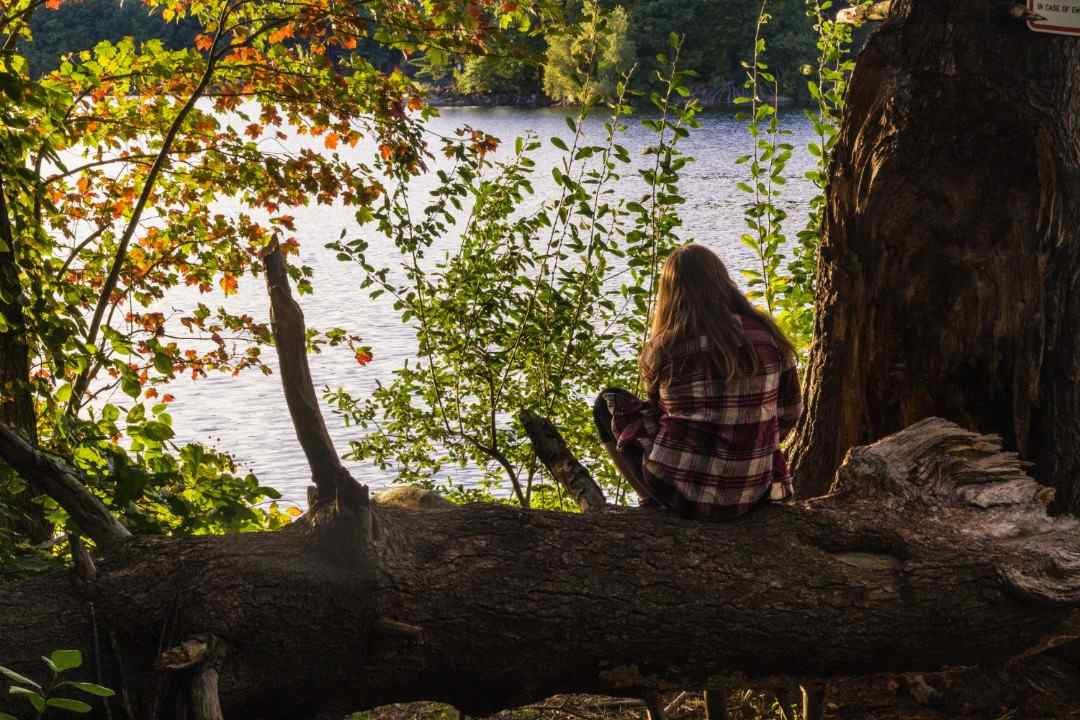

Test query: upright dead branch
[263,242,365,511]
[0,422,130,549]
[519,409,605,512]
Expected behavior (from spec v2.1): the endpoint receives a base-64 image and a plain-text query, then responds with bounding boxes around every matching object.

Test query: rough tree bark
[789,0,1080,509]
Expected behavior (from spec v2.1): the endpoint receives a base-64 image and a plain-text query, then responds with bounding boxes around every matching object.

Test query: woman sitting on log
[594,244,802,518]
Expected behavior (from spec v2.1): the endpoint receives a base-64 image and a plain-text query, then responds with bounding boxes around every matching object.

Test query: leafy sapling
[0,650,114,719]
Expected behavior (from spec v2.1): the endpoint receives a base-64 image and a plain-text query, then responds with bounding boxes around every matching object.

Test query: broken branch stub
[519,409,606,512]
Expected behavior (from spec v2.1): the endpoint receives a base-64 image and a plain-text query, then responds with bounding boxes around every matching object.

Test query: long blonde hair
[641,244,795,388]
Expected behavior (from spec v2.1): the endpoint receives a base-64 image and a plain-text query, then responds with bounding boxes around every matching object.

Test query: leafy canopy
[0,0,561,547]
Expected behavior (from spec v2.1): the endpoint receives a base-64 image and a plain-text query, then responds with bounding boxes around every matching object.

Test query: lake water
[149,106,819,508]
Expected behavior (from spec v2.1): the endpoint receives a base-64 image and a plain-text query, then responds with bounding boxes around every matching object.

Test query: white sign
[1028,0,1080,35]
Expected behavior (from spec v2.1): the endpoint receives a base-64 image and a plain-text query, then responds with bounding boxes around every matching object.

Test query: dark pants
[593,388,655,505]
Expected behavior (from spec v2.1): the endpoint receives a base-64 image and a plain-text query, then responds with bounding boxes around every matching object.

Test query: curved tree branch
[0,423,130,549]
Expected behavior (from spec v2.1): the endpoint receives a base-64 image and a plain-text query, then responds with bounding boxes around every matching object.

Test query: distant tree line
[25,0,821,103]
[456,0,822,103]
[21,0,402,78]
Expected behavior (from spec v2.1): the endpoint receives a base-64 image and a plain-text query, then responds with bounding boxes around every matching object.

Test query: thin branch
[67,4,232,415]
[55,225,106,281]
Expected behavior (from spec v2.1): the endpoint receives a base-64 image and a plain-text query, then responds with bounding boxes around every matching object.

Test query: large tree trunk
[790,0,1080,509]
[2,418,1079,719]
[0,178,49,543]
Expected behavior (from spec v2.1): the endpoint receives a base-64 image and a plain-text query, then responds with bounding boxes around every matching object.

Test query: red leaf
[195,34,214,51]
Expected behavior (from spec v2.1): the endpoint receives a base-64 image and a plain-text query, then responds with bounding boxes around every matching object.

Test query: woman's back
[646,313,801,512]
[594,243,802,519]
[605,312,801,519]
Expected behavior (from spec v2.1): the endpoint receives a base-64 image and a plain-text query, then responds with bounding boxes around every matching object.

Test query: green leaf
[121,374,141,399]
[60,682,114,698]
[55,383,73,403]
[0,665,41,690]
[47,697,93,713]
[9,687,45,713]
[49,649,83,672]
[153,353,173,375]
[0,711,21,719]
[141,421,174,442]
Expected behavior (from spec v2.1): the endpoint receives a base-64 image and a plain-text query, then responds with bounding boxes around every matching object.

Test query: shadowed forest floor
[343,609,1080,720]
[351,660,1080,720]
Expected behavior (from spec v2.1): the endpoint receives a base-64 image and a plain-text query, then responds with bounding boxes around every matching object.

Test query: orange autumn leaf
[162,393,176,403]
[45,0,61,8]
[378,144,393,162]
[221,273,239,295]
[355,349,373,365]
[268,24,295,44]
[324,132,339,150]
[145,388,159,399]
[195,34,214,51]
[77,175,91,195]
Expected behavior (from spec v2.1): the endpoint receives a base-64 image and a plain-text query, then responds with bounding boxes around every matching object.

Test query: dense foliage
[542,0,636,104]
[21,0,834,103]
[328,35,698,508]
[0,0,560,565]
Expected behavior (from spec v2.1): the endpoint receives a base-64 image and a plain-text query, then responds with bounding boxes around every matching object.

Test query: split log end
[832,417,1080,606]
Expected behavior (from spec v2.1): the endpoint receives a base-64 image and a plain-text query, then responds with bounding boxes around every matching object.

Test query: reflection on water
[147,107,818,506]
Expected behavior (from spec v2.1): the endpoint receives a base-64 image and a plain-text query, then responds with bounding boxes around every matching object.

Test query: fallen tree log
[2,418,1079,719]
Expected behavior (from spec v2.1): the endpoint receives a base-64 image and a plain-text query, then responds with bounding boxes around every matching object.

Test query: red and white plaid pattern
[606,313,802,518]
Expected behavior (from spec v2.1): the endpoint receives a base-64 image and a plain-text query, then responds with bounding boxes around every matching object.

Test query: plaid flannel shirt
[607,313,802,518]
